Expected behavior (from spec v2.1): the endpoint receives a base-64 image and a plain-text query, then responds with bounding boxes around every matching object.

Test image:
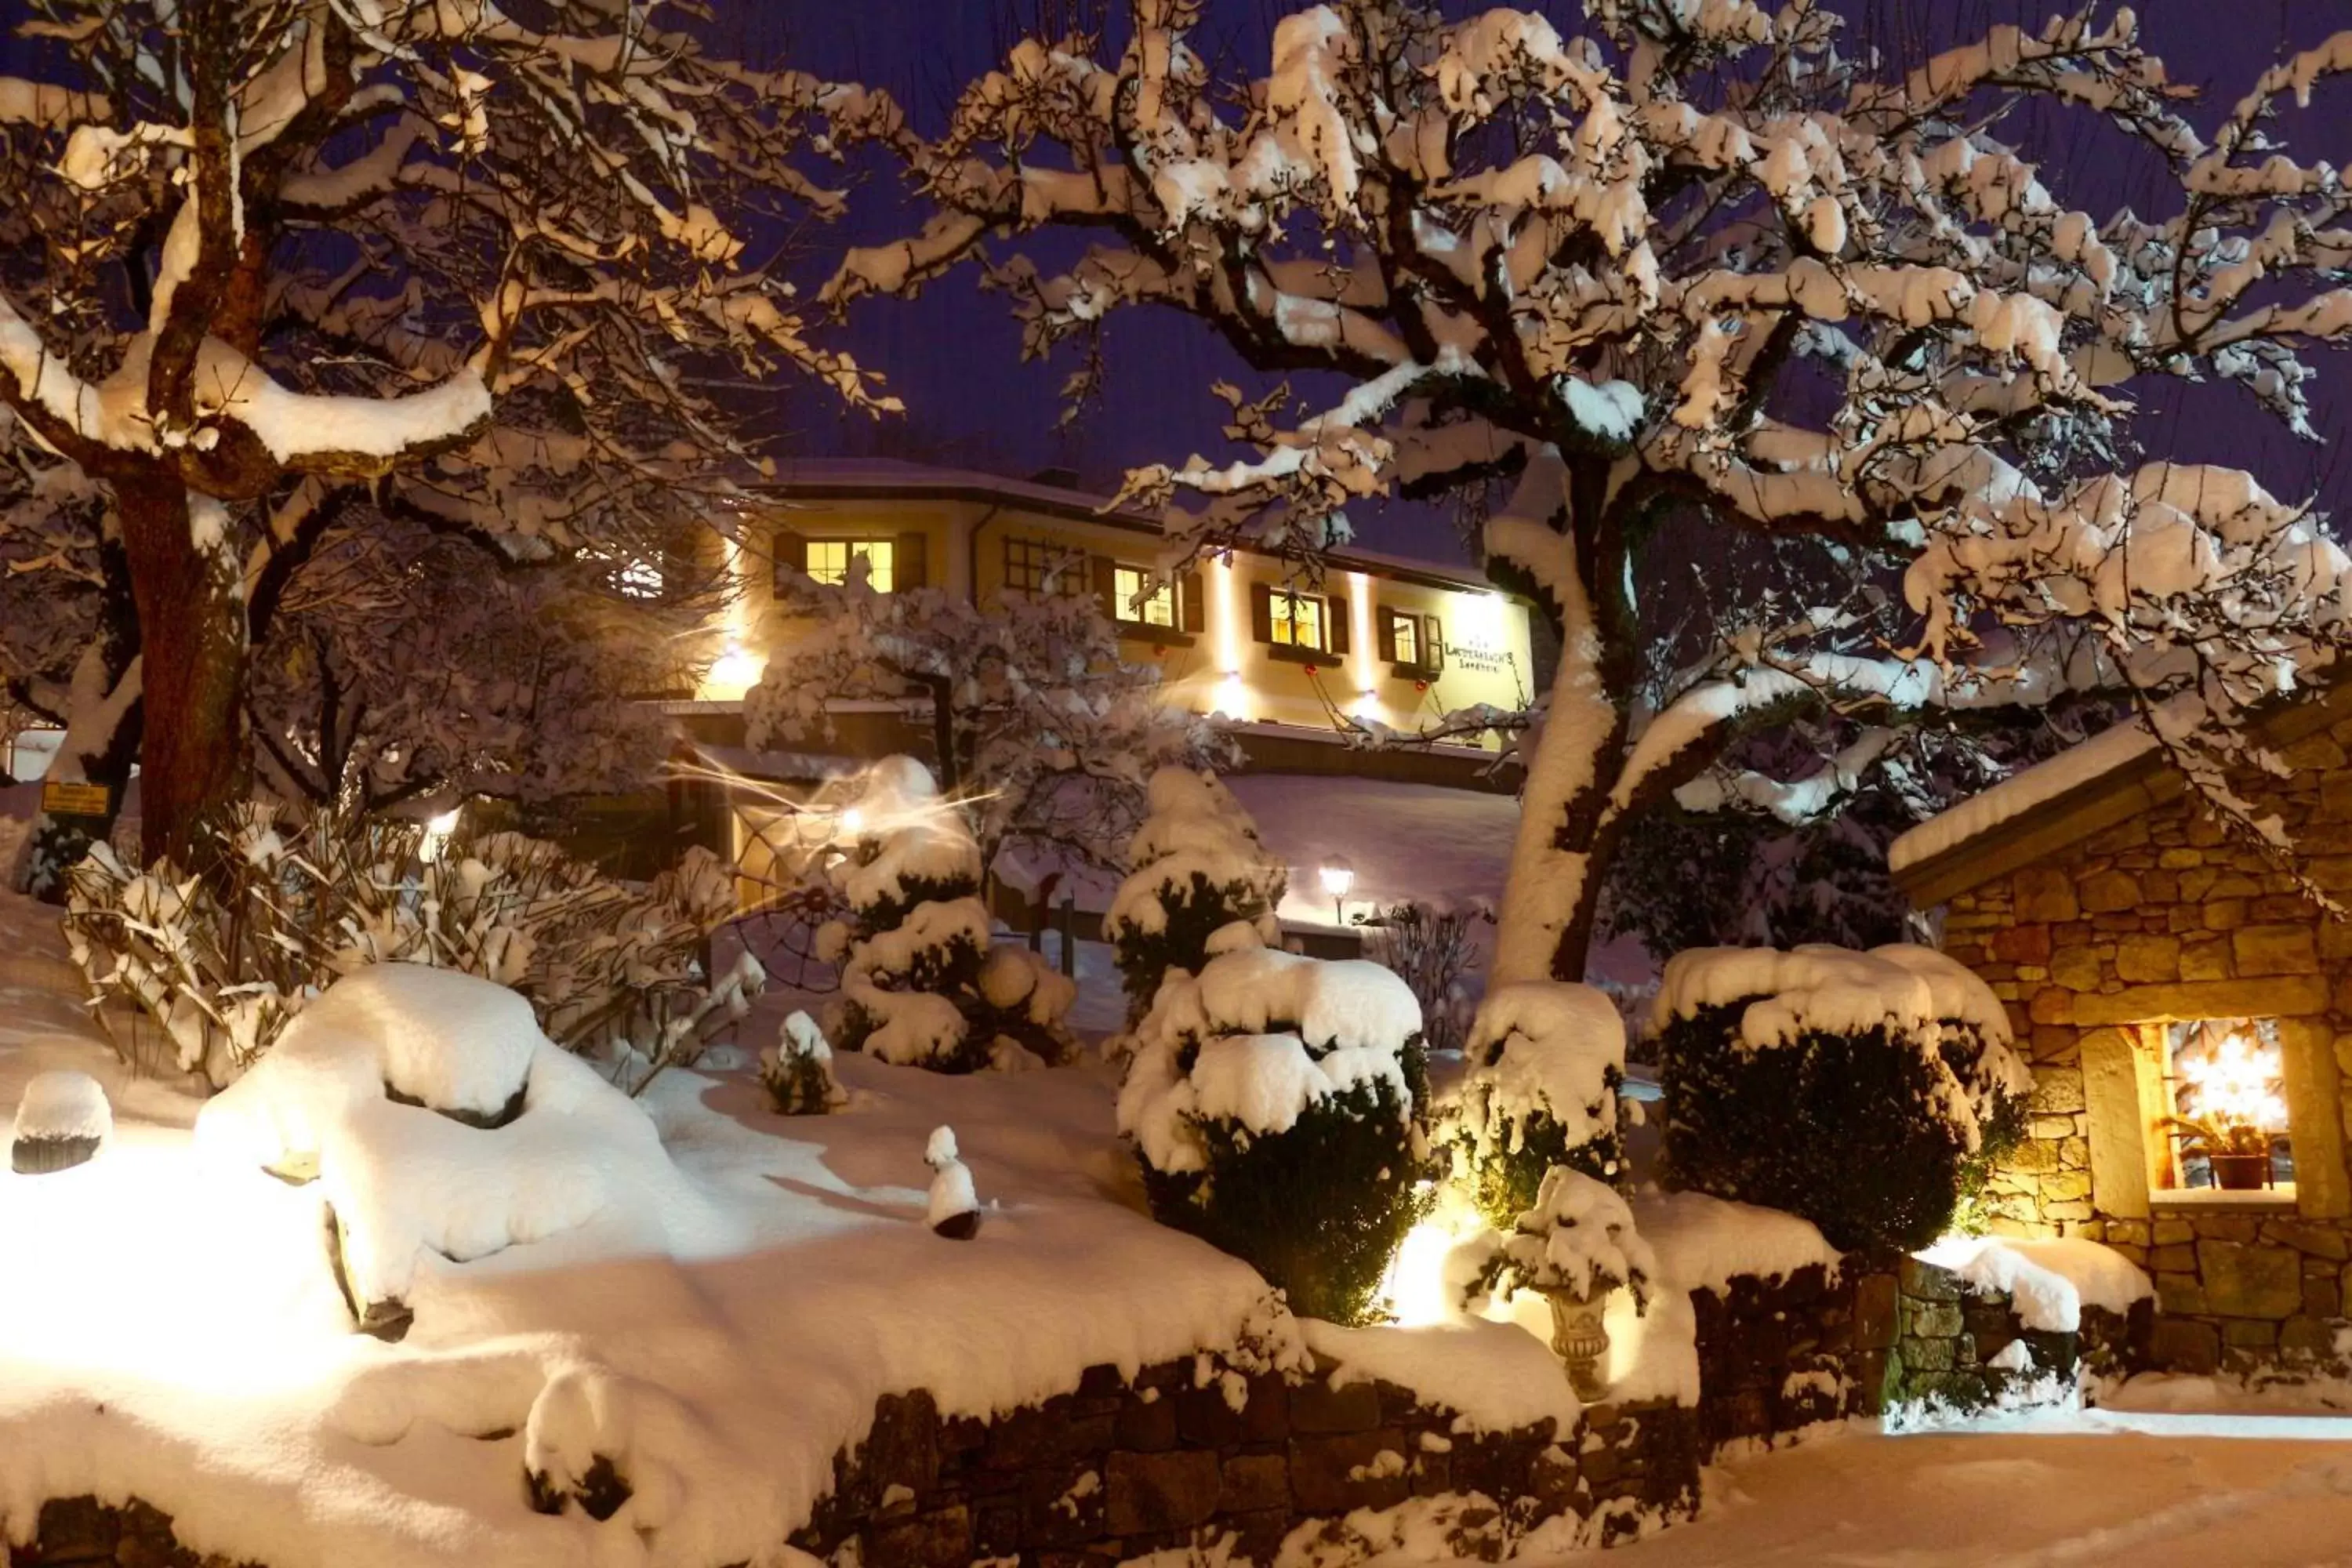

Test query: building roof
[757,457,1507,597]
[1888,681,2352,908]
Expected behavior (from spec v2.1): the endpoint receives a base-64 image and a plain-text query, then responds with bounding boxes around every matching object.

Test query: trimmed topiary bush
[1104,768,1286,1024]
[1118,943,1432,1323]
[1652,944,2031,1254]
[1450,981,1628,1230]
[818,757,1075,1072]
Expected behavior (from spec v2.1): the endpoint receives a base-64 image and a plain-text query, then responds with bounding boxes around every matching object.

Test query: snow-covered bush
[1117,944,1431,1323]
[749,575,1234,877]
[1450,982,1627,1231]
[1464,1167,1654,1310]
[1359,899,1488,1058]
[760,1011,848,1116]
[820,757,1075,1072]
[195,964,701,1339]
[1105,768,1286,1021]
[1653,945,2032,1253]
[63,806,760,1091]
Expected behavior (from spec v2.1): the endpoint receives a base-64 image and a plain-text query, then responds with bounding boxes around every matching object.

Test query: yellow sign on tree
[39,781,110,818]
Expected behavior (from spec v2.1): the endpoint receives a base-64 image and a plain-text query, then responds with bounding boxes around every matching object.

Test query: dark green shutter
[894,532,927,590]
[1179,569,1204,633]
[1249,581,1274,643]
[1327,594,1349,655]
[771,528,805,595]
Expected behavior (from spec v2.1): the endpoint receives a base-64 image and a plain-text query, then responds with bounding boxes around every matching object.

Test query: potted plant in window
[1461,1167,1653,1399]
[2162,1113,2274,1191]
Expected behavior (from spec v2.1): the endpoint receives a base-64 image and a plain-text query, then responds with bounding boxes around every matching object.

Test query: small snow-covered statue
[760,1011,848,1115]
[925,1125,980,1240]
[10,1070,112,1174]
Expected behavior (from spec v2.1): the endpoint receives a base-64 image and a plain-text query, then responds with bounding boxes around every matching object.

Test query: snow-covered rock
[9,1069,111,1174]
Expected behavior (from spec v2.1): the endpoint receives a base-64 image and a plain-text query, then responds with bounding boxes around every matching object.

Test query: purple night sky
[777,0,2352,563]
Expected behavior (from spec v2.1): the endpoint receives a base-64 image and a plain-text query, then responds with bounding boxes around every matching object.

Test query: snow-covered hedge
[1651,945,2031,1253]
[1450,982,1627,1230]
[821,757,1074,1071]
[63,805,760,1090]
[1104,768,1285,1022]
[1117,942,1430,1324]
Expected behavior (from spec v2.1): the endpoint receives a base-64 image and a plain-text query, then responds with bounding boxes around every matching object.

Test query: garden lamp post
[1318,856,1355,925]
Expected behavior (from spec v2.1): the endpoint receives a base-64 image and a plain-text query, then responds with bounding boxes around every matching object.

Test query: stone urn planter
[1540,1283,1613,1400]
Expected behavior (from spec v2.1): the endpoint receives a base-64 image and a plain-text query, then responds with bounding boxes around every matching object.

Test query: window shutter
[1375,608,1397,662]
[894,532,927,590]
[1092,555,1119,618]
[772,528,806,596]
[1328,595,1349,656]
[1249,581,1274,644]
[1427,617,1445,672]
[1179,569,1205,633]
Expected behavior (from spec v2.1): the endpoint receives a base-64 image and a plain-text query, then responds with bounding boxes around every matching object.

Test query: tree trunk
[118,470,248,867]
[1490,570,1627,986]
[11,528,143,902]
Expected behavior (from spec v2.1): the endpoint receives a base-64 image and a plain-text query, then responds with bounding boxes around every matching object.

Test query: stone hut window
[2155,1018,2294,1197]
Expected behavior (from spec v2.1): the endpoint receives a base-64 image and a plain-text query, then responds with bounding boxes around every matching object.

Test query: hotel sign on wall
[1449,637,1515,676]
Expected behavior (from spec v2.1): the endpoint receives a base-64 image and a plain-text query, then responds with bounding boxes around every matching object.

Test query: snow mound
[1912,1235,2154,1333]
[1304,1316,1581,1434]
[196,965,699,1308]
[13,1069,112,1143]
[1118,947,1421,1175]
[1888,713,2161,874]
[1631,1189,1844,1294]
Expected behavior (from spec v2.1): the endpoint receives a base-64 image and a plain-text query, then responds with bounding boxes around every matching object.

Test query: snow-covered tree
[818,2,2352,982]
[1104,766,1287,1018]
[748,572,1233,877]
[0,0,892,866]
[818,756,1076,1072]
[1116,942,1430,1323]
[248,512,697,815]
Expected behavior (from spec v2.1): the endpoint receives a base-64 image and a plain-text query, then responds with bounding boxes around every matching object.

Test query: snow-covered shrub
[63,805,760,1090]
[1464,1167,1654,1310]
[1450,982,1627,1231]
[1653,945,2032,1254]
[1105,768,1286,1021]
[760,1011,848,1115]
[195,964,701,1338]
[821,757,1075,1072]
[1359,898,1488,1058]
[1117,944,1430,1324]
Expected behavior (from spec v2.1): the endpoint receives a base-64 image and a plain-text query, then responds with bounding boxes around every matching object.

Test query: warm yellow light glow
[1209,557,1250,720]
[1347,572,1378,721]
[1382,1218,1469,1327]
[707,642,764,696]
[2177,1029,2287,1131]
[1318,857,1356,901]
[839,804,866,837]
[419,807,460,862]
[698,532,762,700]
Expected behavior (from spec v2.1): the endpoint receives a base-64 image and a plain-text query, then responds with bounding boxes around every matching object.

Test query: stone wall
[792,1356,1702,1568]
[1936,717,2352,1373]
[9,1497,257,1568]
[1689,1255,2147,1447]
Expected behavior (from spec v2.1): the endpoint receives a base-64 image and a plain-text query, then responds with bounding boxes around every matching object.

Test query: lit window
[806,539,895,592]
[1005,537,1087,597]
[1272,592,1325,651]
[1392,613,1418,666]
[1114,566,1176,627]
[2160,1018,2293,1192]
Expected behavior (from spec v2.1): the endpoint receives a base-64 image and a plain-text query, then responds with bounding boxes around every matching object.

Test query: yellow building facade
[697,462,1539,744]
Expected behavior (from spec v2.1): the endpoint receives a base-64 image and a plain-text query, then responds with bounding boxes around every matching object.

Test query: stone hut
[1890,688,2352,1374]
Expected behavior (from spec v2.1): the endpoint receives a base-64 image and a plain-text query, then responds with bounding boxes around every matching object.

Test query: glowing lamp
[839,805,866,838]
[419,806,461,862]
[1318,855,1356,923]
[708,642,763,695]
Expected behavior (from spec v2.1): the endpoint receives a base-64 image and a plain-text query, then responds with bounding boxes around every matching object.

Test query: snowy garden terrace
[0,877,2163,1568]
[690,459,1538,749]
[1893,681,2352,1376]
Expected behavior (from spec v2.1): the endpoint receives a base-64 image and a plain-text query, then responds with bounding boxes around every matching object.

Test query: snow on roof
[1886,717,2159,877]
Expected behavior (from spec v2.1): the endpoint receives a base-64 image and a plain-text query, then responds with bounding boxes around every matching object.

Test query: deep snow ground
[1551,1410,2352,1567]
